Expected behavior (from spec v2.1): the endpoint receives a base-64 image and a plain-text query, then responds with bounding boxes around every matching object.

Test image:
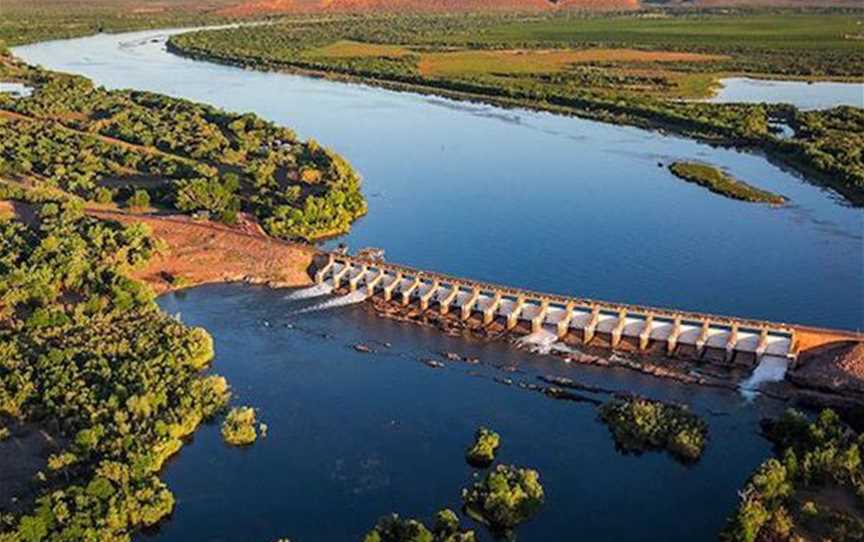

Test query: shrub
[598,396,708,461]
[127,189,150,210]
[221,406,258,446]
[466,427,500,468]
[461,464,544,533]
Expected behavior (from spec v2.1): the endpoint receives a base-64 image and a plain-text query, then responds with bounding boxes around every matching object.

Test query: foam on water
[293,290,368,314]
[515,326,562,355]
[285,283,334,301]
[739,355,789,400]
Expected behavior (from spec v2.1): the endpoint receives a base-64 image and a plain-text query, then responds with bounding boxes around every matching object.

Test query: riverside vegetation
[167,10,864,203]
[0,55,366,241]
[723,409,864,542]
[598,395,709,462]
[465,426,500,468]
[668,161,786,204]
[220,406,259,446]
[363,510,477,542]
[0,44,363,540]
[0,184,232,541]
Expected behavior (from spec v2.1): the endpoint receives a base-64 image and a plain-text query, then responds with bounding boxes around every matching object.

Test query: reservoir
[11,28,863,541]
[13,29,863,331]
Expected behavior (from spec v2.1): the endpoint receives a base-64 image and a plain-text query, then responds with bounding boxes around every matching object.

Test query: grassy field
[473,13,864,51]
[303,40,411,59]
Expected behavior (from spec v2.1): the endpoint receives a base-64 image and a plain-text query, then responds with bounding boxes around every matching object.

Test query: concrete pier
[312,253,855,365]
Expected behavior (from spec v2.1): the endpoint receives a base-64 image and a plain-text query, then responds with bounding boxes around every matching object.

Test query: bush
[362,510,475,542]
[466,427,500,468]
[598,396,708,461]
[221,406,258,446]
[461,464,544,533]
[127,189,150,210]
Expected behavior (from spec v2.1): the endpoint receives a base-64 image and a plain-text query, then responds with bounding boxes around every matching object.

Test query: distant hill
[217,0,859,15]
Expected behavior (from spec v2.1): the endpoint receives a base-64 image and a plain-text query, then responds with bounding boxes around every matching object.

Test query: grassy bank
[166,10,864,204]
[668,161,786,204]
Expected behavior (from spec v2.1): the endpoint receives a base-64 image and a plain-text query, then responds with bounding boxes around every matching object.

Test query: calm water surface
[13,29,863,330]
[153,284,783,542]
[711,77,863,110]
[9,29,864,541]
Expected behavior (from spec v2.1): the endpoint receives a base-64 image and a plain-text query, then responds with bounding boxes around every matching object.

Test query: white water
[285,283,334,301]
[293,290,368,314]
[739,355,790,400]
[516,327,565,355]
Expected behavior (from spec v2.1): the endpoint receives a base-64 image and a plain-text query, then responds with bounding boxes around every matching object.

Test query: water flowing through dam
[12,28,860,542]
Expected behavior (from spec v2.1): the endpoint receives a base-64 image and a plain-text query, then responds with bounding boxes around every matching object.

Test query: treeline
[723,409,864,542]
[0,64,367,240]
[0,186,232,540]
[168,15,864,203]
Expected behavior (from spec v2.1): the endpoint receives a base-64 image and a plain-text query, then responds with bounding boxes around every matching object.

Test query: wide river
[13,29,864,542]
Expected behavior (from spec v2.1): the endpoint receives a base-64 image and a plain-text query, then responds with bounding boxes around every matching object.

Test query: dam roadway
[313,252,861,367]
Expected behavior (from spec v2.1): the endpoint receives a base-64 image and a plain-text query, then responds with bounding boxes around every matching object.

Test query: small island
[598,396,708,462]
[363,509,476,542]
[461,464,545,534]
[221,406,259,446]
[668,161,786,204]
[466,427,500,468]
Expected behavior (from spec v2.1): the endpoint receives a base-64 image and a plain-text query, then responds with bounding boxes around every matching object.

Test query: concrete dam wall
[312,253,821,366]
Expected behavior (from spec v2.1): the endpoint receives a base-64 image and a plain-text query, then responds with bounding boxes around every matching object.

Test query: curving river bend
[12,29,864,542]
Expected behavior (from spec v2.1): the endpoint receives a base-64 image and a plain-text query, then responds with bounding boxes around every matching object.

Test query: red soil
[87,209,315,295]
[792,341,864,397]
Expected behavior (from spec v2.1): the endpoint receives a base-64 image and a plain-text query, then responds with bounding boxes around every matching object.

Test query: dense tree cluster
[0,63,367,240]
[0,191,231,540]
[724,409,864,542]
[363,510,476,542]
[220,406,258,446]
[598,396,708,461]
[461,464,545,534]
[465,426,500,468]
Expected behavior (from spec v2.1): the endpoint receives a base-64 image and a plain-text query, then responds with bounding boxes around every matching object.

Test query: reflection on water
[12,29,864,330]
[150,284,783,542]
[711,77,864,110]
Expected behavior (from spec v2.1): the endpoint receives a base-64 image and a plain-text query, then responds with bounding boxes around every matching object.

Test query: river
[10,28,864,542]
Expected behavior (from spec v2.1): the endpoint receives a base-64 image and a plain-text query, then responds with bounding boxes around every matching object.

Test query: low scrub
[668,161,786,204]
[466,427,500,468]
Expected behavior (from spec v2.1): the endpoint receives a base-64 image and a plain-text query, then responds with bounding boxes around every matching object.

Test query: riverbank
[166,42,864,206]
[86,209,315,295]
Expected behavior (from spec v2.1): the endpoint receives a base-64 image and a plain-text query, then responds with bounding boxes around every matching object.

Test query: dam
[311,252,828,367]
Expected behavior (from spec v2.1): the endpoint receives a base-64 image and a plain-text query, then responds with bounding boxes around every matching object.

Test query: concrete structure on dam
[312,253,819,366]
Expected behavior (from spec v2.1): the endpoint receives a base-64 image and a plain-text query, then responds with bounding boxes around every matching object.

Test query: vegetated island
[221,406,260,446]
[668,161,786,204]
[598,395,708,462]
[363,509,476,542]
[164,11,864,204]
[462,464,545,535]
[465,426,500,468]
[723,408,864,542]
